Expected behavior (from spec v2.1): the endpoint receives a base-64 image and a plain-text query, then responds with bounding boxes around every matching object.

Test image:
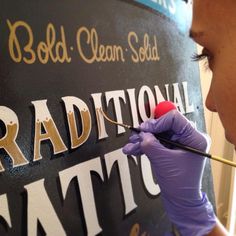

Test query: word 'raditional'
[0,82,194,172]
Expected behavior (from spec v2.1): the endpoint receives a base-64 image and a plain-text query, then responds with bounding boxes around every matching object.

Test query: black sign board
[0,0,215,235]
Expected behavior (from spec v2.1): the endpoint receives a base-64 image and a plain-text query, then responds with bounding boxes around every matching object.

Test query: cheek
[211,70,236,144]
[211,53,236,110]
[215,61,236,103]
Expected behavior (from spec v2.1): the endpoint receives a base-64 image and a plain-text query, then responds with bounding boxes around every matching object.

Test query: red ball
[154,101,177,118]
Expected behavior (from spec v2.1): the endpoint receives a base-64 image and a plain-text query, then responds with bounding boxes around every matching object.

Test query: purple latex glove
[123,110,216,236]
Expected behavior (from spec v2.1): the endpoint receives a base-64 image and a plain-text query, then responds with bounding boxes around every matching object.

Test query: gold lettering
[77,26,95,63]
[99,45,106,62]
[46,23,57,63]
[7,20,36,64]
[38,23,71,64]
[32,100,67,161]
[67,110,91,149]
[130,223,140,236]
[128,32,139,63]
[115,46,124,62]
[106,45,114,62]
[128,32,160,63]
[34,119,67,161]
[91,28,100,62]
[152,36,159,60]
[139,43,146,62]
[0,106,28,172]
[143,34,150,61]
[129,223,149,236]
[77,26,125,63]
[7,20,71,64]
[0,123,29,172]
[56,26,71,63]
[37,42,49,64]
[62,96,92,149]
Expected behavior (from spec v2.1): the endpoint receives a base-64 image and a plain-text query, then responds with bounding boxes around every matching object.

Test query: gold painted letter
[62,96,91,149]
[32,100,67,161]
[0,106,28,172]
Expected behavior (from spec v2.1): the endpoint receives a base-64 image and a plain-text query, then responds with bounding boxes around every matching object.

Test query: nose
[205,87,217,112]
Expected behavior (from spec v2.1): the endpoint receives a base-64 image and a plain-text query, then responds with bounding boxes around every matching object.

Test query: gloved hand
[123,110,216,236]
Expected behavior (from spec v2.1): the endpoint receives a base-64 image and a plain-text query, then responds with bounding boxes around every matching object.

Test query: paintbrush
[99,108,236,168]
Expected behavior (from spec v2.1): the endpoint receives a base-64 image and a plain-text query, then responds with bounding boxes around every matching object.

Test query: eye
[191,48,213,70]
[191,52,209,62]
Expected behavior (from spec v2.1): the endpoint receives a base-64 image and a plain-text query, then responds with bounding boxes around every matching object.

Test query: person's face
[190,0,236,145]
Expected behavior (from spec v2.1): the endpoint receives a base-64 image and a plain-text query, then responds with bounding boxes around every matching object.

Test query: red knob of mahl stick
[154,101,177,118]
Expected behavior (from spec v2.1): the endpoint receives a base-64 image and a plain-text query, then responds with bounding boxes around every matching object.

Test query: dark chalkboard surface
[0,0,215,235]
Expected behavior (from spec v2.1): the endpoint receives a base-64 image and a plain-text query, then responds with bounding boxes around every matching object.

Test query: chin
[225,133,235,145]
